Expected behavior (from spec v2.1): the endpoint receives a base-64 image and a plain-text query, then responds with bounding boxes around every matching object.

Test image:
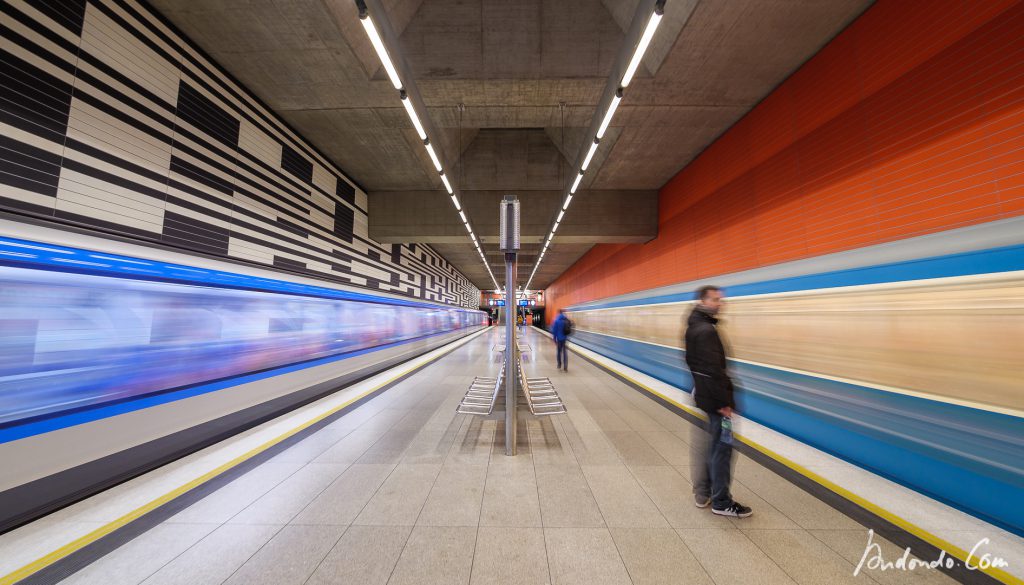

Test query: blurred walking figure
[686,286,752,518]
[552,309,572,371]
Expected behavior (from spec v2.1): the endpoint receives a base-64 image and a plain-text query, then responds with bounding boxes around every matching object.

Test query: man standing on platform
[552,309,571,372]
[686,285,752,518]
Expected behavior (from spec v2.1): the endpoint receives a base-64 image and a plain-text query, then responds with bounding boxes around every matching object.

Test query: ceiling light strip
[360,15,402,90]
[581,139,600,171]
[621,11,664,88]
[400,92,426,140]
[595,90,622,140]
[569,172,584,194]
[523,0,665,294]
[359,2,499,290]
[424,141,443,172]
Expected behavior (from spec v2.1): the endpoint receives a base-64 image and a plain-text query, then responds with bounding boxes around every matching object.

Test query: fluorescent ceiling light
[521,7,666,301]
[570,172,584,194]
[620,10,663,88]
[362,10,493,290]
[425,142,443,171]
[597,90,622,139]
[360,15,402,90]
[581,139,599,171]
[401,93,426,140]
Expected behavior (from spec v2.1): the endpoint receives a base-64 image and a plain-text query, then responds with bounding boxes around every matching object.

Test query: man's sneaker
[694,494,711,508]
[712,502,753,518]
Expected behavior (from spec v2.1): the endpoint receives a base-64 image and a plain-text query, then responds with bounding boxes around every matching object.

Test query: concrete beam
[368,189,657,244]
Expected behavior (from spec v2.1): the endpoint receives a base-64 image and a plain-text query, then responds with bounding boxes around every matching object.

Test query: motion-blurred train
[0,267,482,427]
[0,221,485,531]
[562,217,1024,537]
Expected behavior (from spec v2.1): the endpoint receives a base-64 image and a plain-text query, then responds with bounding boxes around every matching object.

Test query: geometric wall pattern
[0,0,479,307]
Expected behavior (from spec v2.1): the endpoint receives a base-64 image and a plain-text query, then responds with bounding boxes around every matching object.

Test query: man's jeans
[555,339,568,369]
[691,410,733,509]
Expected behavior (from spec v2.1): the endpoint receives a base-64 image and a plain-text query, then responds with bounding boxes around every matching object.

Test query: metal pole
[499,194,520,456]
[504,251,517,456]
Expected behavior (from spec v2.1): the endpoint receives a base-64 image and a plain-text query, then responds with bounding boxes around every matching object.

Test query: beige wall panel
[60,149,169,194]
[238,119,282,168]
[97,0,181,69]
[2,1,82,56]
[163,198,232,228]
[0,123,64,156]
[571,274,1024,412]
[82,4,179,103]
[311,163,336,196]
[0,186,57,212]
[311,189,336,215]
[57,170,165,219]
[232,191,277,220]
[309,209,334,230]
[68,101,173,173]
[227,237,274,265]
[234,166,307,214]
[54,198,162,234]
[0,33,76,85]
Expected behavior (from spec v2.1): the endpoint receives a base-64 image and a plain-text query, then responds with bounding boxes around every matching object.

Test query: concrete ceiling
[152,0,873,292]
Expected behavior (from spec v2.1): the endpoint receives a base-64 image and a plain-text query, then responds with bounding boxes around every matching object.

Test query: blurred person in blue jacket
[552,309,572,371]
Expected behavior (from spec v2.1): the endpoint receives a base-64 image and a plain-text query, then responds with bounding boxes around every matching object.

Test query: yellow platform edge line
[581,352,1022,585]
[0,327,490,585]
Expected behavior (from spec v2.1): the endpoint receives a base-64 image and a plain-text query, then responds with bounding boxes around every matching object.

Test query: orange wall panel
[546,0,1024,324]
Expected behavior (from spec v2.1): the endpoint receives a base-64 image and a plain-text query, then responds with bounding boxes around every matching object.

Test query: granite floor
[53,327,958,585]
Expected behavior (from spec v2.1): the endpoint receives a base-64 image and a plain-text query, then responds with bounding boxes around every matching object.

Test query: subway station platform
[5,327,1017,585]
[2,1,1022,584]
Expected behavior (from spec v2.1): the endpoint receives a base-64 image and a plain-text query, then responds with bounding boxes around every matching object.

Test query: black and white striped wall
[0,0,479,307]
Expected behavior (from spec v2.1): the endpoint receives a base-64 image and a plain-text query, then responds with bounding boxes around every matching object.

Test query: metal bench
[493,342,531,354]
[517,359,566,416]
[456,363,505,416]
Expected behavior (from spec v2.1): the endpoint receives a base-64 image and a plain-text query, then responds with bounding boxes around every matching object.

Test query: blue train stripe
[569,243,1024,311]
[0,236,481,312]
[0,328,474,445]
[568,329,1024,538]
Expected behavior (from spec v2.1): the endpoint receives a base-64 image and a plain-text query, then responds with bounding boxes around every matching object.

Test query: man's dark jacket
[684,306,735,413]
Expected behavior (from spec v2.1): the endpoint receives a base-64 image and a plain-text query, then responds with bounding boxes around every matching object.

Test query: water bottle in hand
[720,417,733,445]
